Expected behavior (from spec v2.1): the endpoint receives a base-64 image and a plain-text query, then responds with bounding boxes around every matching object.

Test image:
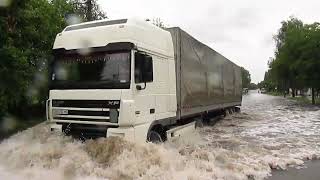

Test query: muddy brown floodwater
[0,91,319,180]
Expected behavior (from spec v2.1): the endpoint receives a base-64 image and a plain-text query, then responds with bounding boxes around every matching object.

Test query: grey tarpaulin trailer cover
[166,27,242,119]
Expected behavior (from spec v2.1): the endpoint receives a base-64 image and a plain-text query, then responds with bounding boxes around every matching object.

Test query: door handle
[150,108,155,114]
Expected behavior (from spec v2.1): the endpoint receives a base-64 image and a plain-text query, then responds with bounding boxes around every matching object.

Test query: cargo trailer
[167,27,242,120]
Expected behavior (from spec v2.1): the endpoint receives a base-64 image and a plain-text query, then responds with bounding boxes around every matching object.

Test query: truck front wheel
[147,130,163,143]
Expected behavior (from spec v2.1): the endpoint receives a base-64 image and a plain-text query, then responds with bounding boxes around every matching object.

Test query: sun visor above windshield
[52,42,135,56]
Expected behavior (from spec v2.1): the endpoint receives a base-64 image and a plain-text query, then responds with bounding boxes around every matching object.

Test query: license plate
[53,109,69,116]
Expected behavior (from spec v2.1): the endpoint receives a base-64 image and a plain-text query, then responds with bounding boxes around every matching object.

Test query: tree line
[259,17,320,104]
[241,67,252,90]
[0,0,106,119]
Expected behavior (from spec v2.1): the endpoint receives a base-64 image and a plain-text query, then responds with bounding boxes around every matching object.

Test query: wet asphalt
[269,159,320,179]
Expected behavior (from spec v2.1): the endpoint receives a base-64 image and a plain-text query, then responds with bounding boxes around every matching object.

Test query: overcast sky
[98,0,319,83]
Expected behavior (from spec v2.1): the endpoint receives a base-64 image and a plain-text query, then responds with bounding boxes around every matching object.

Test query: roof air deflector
[65,19,128,31]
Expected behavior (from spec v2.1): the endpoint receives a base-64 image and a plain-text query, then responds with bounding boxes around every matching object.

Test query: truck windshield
[51,52,131,89]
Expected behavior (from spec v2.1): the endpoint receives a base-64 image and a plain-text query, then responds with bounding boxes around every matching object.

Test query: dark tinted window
[135,53,144,83]
[52,52,130,83]
[135,52,153,83]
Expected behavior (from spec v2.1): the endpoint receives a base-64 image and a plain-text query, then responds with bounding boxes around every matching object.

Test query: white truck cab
[48,19,177,143]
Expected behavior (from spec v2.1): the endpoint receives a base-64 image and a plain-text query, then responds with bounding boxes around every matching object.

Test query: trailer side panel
[167,27,242,118]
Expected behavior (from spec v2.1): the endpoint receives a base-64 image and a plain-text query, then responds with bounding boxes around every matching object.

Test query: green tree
[259,69,277,92]
[293,22,320,103]
[70,0,107,21]
[240,67,251,89]
[265,17,320,104]
[0,0,108,119]
[248,83,258,90]
[0,0,74,117]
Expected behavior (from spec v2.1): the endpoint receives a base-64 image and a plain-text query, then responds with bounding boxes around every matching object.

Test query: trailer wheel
[147,130,163,143]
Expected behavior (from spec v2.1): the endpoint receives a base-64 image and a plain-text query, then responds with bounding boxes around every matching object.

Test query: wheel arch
[146,117,175,142]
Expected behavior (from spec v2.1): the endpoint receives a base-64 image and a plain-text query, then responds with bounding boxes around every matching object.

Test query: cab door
[133,51,156,125]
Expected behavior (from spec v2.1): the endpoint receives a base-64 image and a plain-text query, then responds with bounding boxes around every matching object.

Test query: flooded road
[0,91,319,180]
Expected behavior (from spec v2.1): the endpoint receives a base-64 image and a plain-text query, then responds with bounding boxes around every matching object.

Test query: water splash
[0,92,319,179]
[0,115,18,133]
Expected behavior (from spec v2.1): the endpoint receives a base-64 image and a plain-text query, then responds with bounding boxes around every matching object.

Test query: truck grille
[51,100,120,123]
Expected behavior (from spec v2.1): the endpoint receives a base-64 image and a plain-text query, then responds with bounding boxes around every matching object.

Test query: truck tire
[147,130,163,143]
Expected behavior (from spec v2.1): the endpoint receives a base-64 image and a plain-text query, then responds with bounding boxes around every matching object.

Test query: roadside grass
[267,91,283,96]
[288,96,310,103]
[288,96,320,105]
[266,91,320,105]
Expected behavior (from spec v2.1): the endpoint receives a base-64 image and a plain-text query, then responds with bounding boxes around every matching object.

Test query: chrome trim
[52,107,110,111]
[53,115,110,120]
[51,119,117,126]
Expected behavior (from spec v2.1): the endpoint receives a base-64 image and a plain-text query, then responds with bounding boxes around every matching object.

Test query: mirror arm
[143,82,147,89]
[136,82,147,90]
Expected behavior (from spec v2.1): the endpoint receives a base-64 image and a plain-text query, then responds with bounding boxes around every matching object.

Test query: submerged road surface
[0,91,319,180]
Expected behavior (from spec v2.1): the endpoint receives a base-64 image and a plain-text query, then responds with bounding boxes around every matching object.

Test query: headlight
[109,109,119,123]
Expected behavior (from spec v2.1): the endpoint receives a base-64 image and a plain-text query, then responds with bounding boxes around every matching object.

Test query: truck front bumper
[50,123,134,141]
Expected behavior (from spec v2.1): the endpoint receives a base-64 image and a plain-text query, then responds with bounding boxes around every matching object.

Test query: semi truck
[47,18,242,143]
